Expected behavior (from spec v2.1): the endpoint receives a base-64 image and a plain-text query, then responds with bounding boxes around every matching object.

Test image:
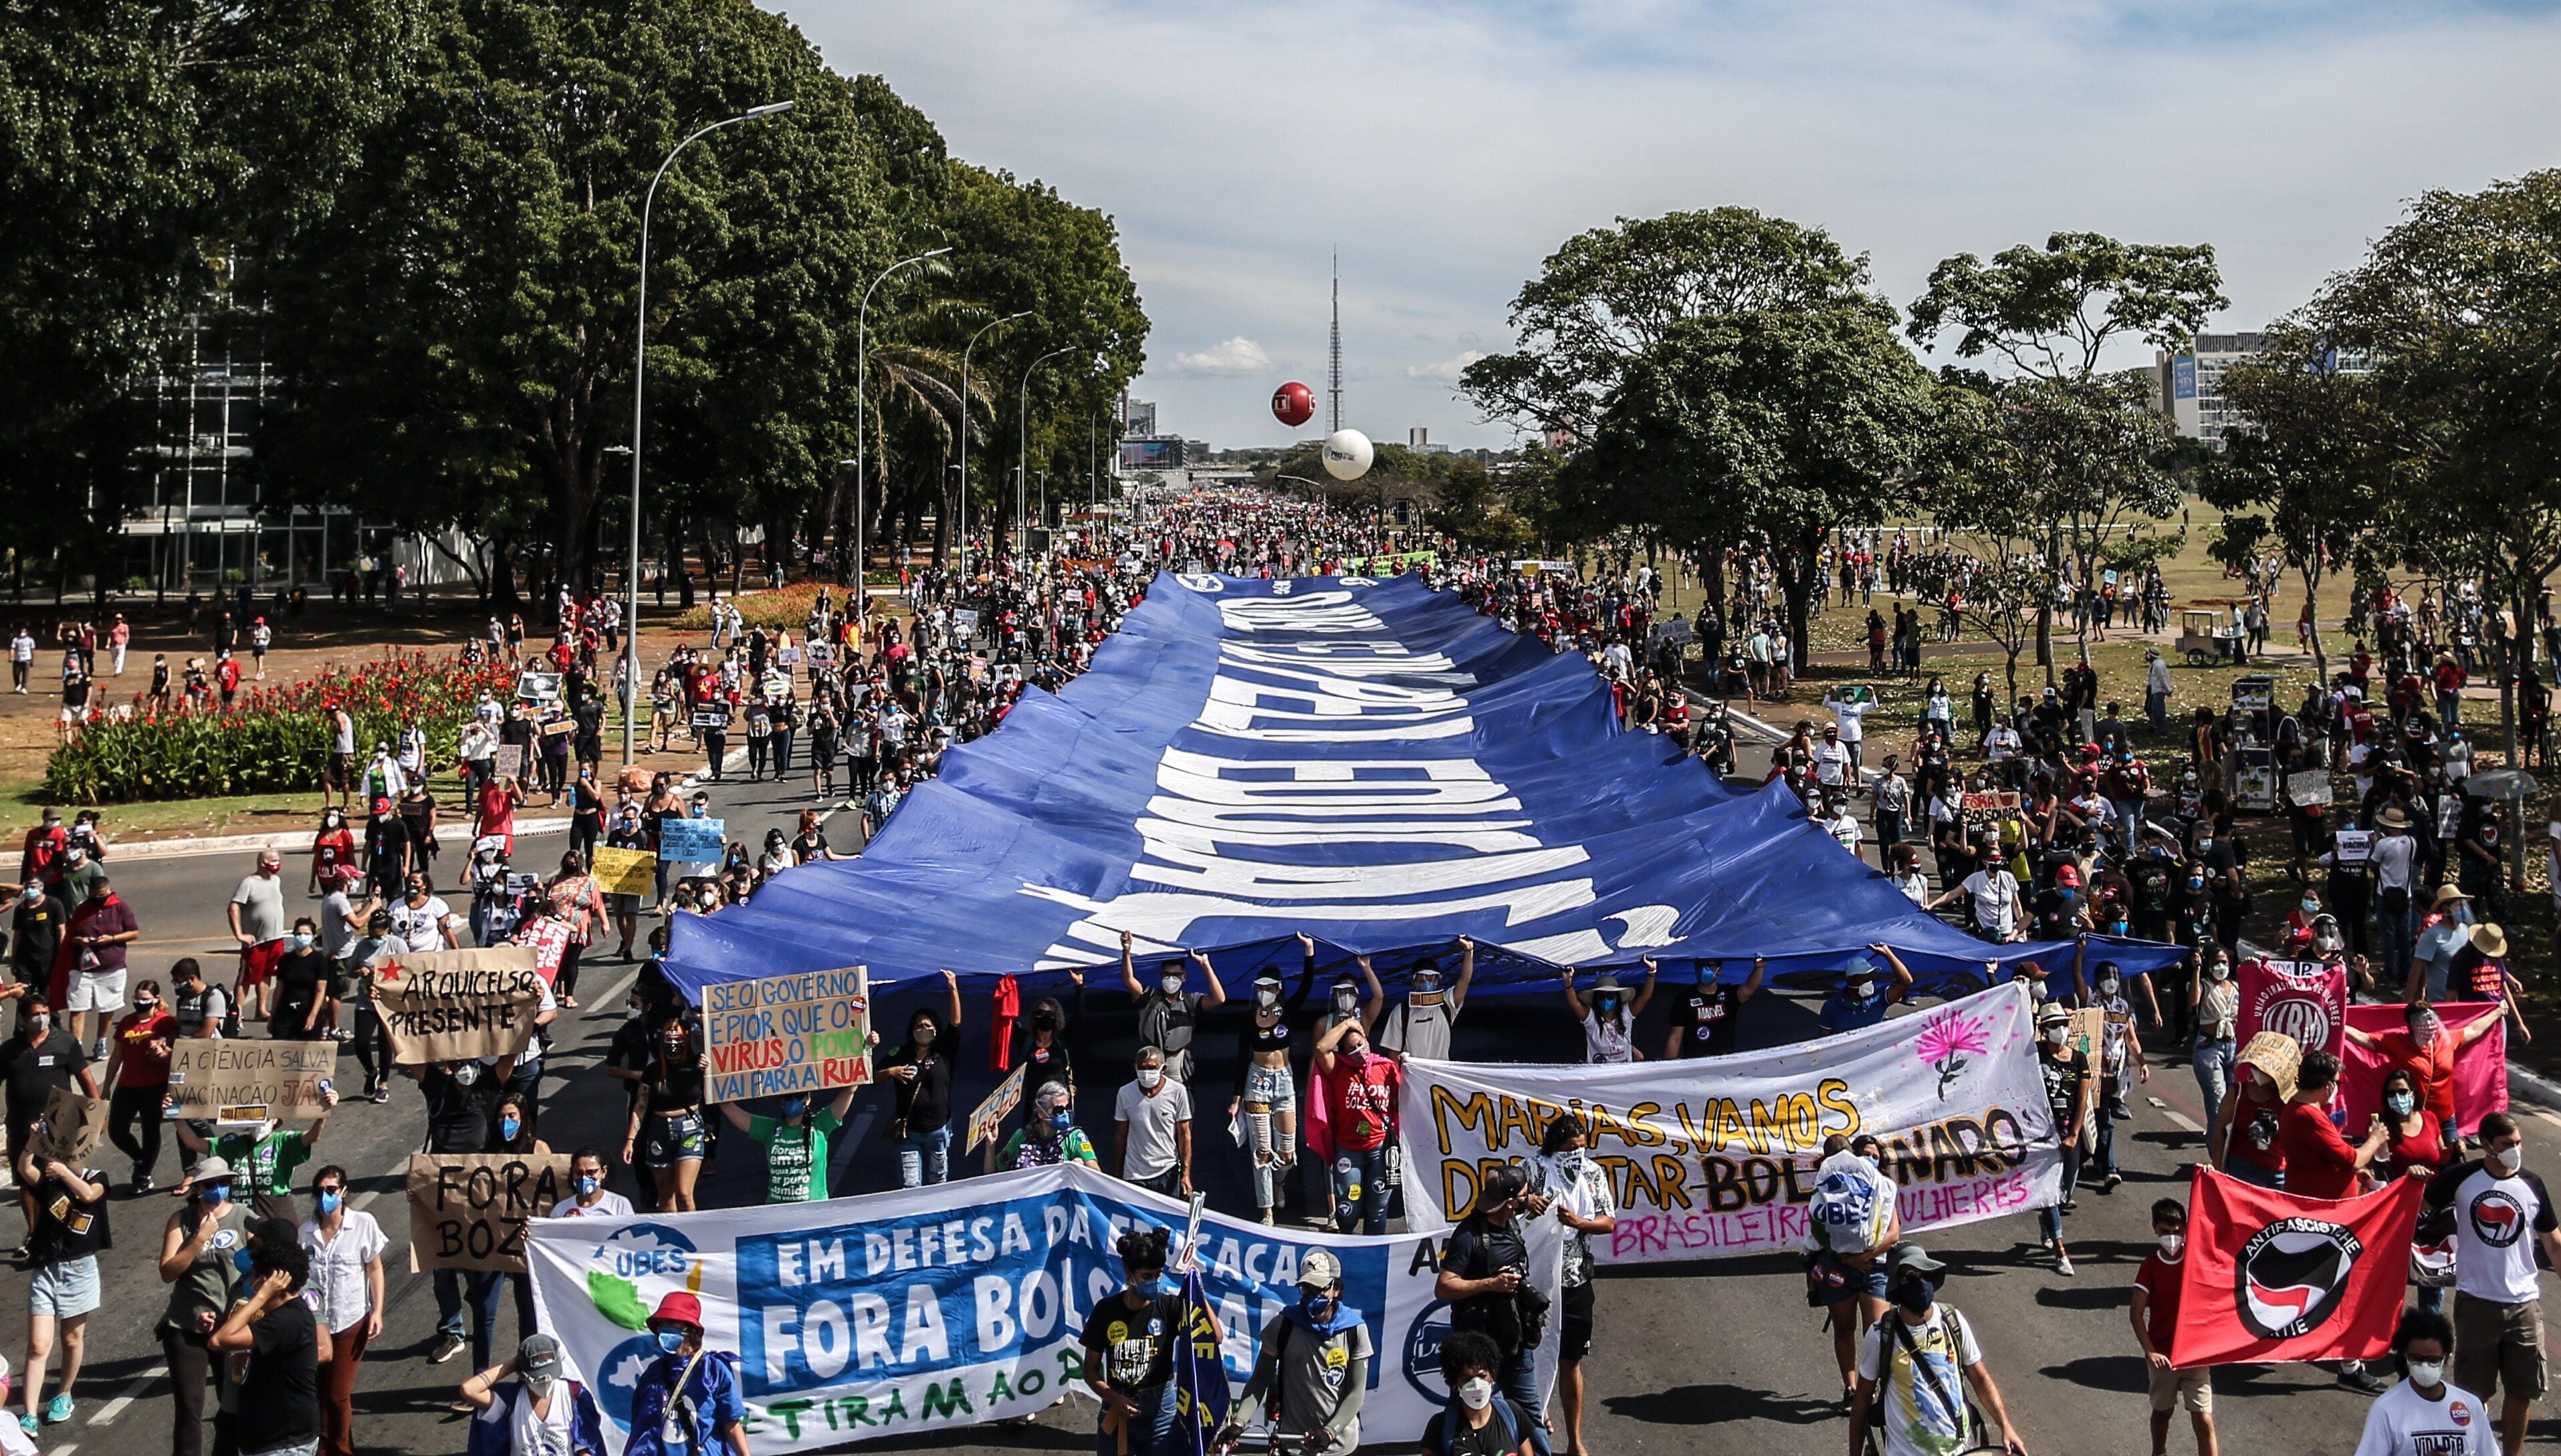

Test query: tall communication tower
[1327,251,1343,435]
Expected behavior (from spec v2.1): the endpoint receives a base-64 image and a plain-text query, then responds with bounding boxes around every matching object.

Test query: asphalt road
[15,735,2561,1456]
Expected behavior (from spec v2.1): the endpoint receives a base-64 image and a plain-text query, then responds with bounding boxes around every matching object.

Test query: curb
[87,747,751,862]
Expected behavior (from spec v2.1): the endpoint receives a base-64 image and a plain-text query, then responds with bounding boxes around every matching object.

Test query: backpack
[1868,1306,1982,1456]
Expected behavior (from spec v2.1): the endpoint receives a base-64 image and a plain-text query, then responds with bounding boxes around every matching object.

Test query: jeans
[898,1123,952,1187]
[1875,809,1904,845]
[2112,799,2143,855]
[2193,1039,2235,1142]
[2038,1144,2084,1244]
[1499,1346,1551,1456]
[1097,1380,1179,1456]
[2376,896,2415,995]
[2439,689,2461,729]
[2146,689,2168,734]
[465,1270,536,1368]
[2417,1284,2446,1317]
[1333,1144,1389,1235]
[434,1268,469,1344]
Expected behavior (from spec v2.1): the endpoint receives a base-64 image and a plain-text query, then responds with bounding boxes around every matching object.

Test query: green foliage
[1906,231,2227,380]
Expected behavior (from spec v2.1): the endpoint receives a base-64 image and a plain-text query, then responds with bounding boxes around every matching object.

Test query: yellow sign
[591,846,656,897]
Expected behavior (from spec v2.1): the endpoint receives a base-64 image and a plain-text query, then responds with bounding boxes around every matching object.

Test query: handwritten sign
[29,1088,109,1165]
[374,946,547,1064]
[1961,790,2022,826]
[658,818,725,864]
[590,845,655,897]
[701,966,871,1103]
[490,744,524,781]
[964,1064,1027,1155]
[406,1152,574,1273]
[2289,770,2335,807]
[166,1040,337,1118]
[2332,828,2373,865]
[514,917,572,985]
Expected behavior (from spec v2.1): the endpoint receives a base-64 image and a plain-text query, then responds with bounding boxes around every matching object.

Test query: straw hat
[2432,884,2470,909]
[2376,806,2411,830]
[2469,924,2508,959]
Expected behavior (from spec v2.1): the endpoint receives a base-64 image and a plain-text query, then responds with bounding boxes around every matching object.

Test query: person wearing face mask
[1436,1166,1550,1456]
[1564,964,1654,1066]
[624,1010,711,1212]
[2128,1199,2217,1456]
[625,1292,747,1456]
[2189,948,2241,1138]
[1663,956,1766,1060]
[2354,1308,2491,1456]
[2351,1000,2496,1161]
[1321,955,1385,1037]
[1,995,97,1254]
[102,978,175,1193]
[7,879,64,1034]
[1816,947,1914,1036]
[1000,1083,1098,1169]
[1420,1330,1537,1456]
[295,1165,382,1456]
[2082,955,2152,1195]
[1220,1249,1370,1456]
[59,874,136,1062]
[409,1053,510,1364]
[1313,1015,1406,1235]
[1379,937,1476,1064]
[156,1157,248,1456]
[2033,1002,2090,1276]
[2412,885,2477,1002]
[266,916,334,1042]
[1080,1227,1195,1456]
[1118,931,1227,1085]
[879,971,963,1189]
[2210,1032,2300,1193]
[2420,1113,2561,1456]
[717,1078,858,1204]
[601,806,651,961]
[549,1146,635,1219]
[1228,936,1317,1225]
[460,1332,604,1456]
[14,1139,104,1436]
[1527,1114,1618,1454]
[179,1086,336,1227]
[1113,1046,1194,1198]
[1849,1243,2027,1456]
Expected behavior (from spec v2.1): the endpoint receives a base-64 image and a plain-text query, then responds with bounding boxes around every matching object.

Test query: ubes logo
[1401,1301,1453,1405]
[2235,1217,2362,1340]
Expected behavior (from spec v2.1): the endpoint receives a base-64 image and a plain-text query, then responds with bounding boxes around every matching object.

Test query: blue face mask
[780,1098,808,1121]
[1048,1110,1074,1133]
[316,1190,342,1217]
[200,1184,230,1207]
[233,1248,255,1274]
[655,1328,686,1355]
[500,1116,522,1142]
[576,1176,601,1197]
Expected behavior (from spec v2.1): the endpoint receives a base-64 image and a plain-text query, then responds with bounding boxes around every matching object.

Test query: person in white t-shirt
[1932,862,2023,942]
[459,1333,599,1456]
[2354,1308,2490,1455]
[548,1147,635,1219]
[388,875,457,953]
[1850,1243,2026,1456]
[1810,725,1852,792]
[1821,689,1874,774]
[2421,1112,2561,1453]
[1565,965,1656,1064]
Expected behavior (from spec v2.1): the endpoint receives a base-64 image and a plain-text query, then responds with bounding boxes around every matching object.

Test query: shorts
[1560,1279,1595,1362]
[1242,1061,1295,1110]
[2454,1292,2548,1403]
[67,967,127,1013]
[1807,1248,1891,1306]
[2148,1364,2212,1414]
[239,939,286,988]
[643,1111,707,1169]
[29,1255,100,1319]
[324,752,354,791]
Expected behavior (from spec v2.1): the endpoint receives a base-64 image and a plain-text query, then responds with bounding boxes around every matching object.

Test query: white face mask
[1159,975,1184,997]
[1137,1068,1164,1090]
[2492,1145,2525,1177]
[1458,1376,1494,1411]
[2158,1233,2185,1259]
[2098,979,2121,996]
[2043,1026,2068,1046]
[2208,963,2231,982]
[2405,1359,2447,1389]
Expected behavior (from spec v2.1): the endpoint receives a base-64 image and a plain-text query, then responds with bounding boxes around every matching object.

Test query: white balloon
[1321,429,1374,481]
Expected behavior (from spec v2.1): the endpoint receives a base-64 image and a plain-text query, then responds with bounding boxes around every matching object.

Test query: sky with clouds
[780,1,2561,451]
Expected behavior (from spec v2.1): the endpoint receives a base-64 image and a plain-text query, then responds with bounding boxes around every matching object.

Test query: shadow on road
[2037,1354,2146,1393]
[1605,1380,1840,1427]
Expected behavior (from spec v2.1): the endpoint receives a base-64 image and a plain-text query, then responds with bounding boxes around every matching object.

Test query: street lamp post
[852,246,953,612]
[956,311,1028,582]
[622,99,793,768]
[1017,346,1074,557]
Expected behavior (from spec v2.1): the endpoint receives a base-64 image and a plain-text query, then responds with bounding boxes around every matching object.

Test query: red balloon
[1271,380,1315,428]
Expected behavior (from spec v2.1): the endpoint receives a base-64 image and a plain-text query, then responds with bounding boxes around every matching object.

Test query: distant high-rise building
[1409,427,1428,449]
[2156,331,2370,450]
[1120,392,1158,439]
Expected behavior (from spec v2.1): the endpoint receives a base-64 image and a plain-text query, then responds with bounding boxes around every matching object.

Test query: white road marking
[84,1367,162,1426]
[2146,1096,2205,1135]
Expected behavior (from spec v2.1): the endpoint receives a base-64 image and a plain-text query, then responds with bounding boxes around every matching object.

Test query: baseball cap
[2055,864,2082,888]
[517,1333,562,1393]
[1297,1249,1343,1289]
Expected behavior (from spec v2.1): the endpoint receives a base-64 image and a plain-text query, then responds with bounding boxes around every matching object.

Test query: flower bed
[673,581,840,632]
[40,651,517,804]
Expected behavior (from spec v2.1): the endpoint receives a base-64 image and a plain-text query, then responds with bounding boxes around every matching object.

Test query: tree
[2198,323,2390,682]
[1908,232,2224,673]
[2310,170,2561,786]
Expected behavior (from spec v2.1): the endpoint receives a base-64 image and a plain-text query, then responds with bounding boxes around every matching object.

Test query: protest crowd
[1,483,2556,1456]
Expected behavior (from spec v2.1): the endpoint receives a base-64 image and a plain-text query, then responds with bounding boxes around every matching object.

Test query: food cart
[2177,609,2235,666]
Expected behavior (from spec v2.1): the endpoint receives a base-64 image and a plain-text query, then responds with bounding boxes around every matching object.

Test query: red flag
[2340,1001,2508,1136]
[2170,1167,2423,1368]
[2237,957,2347,1060]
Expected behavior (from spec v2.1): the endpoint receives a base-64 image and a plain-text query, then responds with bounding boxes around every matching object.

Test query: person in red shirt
[2346,999,2496,1156]
[2280,1052,2388,1202]
[214,650,241,707]
[101,977,177,1193]
[17,809,66,890]
[2130,1197,2215,1455]
[2373,1068,2448,1183]
[1313,1016,1404,1237]
[476,773,523,856]
[308,806,356,895]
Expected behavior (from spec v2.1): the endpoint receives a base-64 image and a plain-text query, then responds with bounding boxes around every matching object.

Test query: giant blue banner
[664,573,2177,997]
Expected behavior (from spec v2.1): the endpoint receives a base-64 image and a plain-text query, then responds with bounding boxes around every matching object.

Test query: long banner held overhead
[665,574,2177,1000]
[1398,981,2061,1261]
[527,1163,1559,1456]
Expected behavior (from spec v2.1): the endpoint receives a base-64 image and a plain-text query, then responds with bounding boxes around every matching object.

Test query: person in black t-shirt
[1080,1226,1196,1456]
[1661,957,1765,1059]
[880,971,962,1189]
[411,1057,506,1364]
[1435,1166,1551,1456]
[1421,1330,1539,1456]
[210,1238,326,1456]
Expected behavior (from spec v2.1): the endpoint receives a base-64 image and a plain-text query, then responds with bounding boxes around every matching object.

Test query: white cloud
[791,1,2561,451]
[1164,336,1272,378]
[1408,350,1487,382]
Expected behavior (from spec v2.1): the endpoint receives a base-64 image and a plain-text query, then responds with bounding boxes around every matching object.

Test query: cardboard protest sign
[491,744,524,781]
[804,641,834,668]
[2288,770,2335,807]
[590,845,655,897]
[964,1064,1027,1155]
[1961,790,2021,825]
[374,946,548,1064]
[658,818,725,864]
[2332,828,2373,864]
[701,966,871,1102]
[407,1152,574,1273]
[29,1088,109,1165]
[167,1040,337,1118]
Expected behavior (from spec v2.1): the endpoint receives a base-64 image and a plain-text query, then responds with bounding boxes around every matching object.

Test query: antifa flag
[2170,1167,2423,1368]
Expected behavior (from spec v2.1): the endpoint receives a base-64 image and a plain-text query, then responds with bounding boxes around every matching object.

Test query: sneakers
[131,1173,154,1197]
[2102,1172,2124,1192]
[43,1395,70,1424]
[430,1333,468,1364]
[16,1417,33,1436]
[371,1083,392,1104]
[2055,1253,2076,1277]
[2340,1366,2387,1395]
